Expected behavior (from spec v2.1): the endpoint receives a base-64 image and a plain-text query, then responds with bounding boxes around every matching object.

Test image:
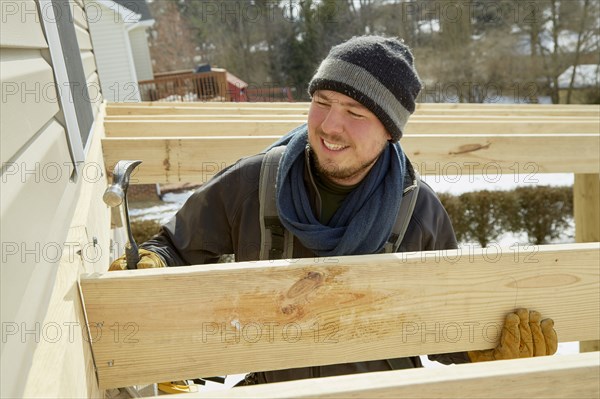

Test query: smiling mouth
[322,139,349,151]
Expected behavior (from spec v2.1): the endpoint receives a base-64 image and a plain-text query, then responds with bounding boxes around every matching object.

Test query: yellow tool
[157,381,194,394]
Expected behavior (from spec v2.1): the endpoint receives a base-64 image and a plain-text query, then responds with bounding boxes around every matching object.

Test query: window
[38,0,94,178]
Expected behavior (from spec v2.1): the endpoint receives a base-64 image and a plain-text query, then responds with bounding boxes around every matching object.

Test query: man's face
[307,90,392,186]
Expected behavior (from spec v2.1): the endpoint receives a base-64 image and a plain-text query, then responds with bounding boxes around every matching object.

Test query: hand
[468,308,557,362]
[108,249,165,271]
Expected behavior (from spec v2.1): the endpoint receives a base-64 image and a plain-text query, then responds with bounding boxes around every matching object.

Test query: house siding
[129,25,154,81]
[0,1,106,397]
[86,1,141,101]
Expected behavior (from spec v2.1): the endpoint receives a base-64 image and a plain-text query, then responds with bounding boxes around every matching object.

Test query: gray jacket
[142,151,469,384]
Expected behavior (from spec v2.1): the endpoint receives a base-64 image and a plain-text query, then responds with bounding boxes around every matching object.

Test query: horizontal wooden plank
[104,114,597,122]
[81,243,600,388]
[104,120,599,137]
[80,243,600,388]
[0,0,47,49]
[105,120,302,136]
[160,352,600,399]
[105,106,311,116]
[107,101,600,110]
[106,101,307,108]
[102,136,274,183]
[102,133,600,183]
[105,105,599,118]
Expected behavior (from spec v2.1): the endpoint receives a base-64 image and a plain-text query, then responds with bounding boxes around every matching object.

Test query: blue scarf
[267,124,406,257]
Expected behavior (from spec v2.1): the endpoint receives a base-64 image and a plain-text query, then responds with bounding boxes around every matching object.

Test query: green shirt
[313,171,359,225]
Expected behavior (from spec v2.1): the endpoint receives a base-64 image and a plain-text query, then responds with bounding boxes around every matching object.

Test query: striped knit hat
[308,35,422,142]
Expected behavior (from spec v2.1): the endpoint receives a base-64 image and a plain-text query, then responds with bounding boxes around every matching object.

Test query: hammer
[103,160,142,269]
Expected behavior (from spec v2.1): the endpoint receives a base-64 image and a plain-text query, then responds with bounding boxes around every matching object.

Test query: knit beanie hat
[308,35,422,142]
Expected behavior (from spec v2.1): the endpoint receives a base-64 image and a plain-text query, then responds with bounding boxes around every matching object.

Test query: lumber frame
[20,103,110,398]
[103,120,599,137]
[105,114,598,121]
[107,102,600,109]
[155,352,600,399]
[105,102,600,118]
[102,134,600,183]
[575,174,600,353]
[79,243,600,389]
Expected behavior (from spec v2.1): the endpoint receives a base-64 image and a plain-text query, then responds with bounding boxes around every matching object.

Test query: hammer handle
[125,241,140,270]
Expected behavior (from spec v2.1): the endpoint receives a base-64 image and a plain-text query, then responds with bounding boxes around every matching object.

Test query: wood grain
[79,243,600,389]
[155,352,600,399]
[105,114,597,121]
[575,174,600,354]
[105,102,600,117]
[102,133,600,183]
[103,119,599,137]
[21,105,110,398]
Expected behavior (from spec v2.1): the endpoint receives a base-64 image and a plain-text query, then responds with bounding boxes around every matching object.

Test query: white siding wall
[73,0,103,117]
[86,1,140,101]
[0,0,104,397]
[128,25,154,81]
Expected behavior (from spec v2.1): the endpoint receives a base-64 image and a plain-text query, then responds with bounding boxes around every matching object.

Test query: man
[111,36,557,385]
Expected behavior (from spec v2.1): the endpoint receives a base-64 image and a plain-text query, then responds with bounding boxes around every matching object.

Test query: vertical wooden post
[217,70,230,102]
[574,173,600,353]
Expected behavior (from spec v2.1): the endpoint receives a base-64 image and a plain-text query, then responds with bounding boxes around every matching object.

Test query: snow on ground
[131,173,574,224]
[422,172,573,195]
[557,64,600,89]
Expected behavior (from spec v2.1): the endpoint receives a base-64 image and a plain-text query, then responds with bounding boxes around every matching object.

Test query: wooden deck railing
[245,86,296,102]
[87,102,600,397]
[138,71,230,102]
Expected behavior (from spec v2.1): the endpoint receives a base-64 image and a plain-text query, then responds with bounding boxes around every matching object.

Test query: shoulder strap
[259,146,294,260]
[384,170,421,253]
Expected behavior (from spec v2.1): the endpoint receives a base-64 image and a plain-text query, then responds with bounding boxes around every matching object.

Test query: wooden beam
[575,174,600,244]
[102,134,600,183]
[101,136,274,184]
[107,101,600,109]
[103,120,599,137]
[105,106,311,116]
[21,103,109,399]
[105,103,600,117]
[107,101,311,108]
[575,174,600,354]
[106,106,599,117]
[156,352,600,399]
[104,114,597,122]
[79,243,600,389]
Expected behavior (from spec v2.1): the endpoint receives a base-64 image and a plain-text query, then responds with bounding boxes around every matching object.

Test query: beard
[309,138,388,183]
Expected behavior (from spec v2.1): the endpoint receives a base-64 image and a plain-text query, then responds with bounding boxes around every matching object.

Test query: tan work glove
[108,248,165,271]
[468,308,558,362]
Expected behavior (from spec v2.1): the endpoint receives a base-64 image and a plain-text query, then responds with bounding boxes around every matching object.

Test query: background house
[557,64,600,104]
[85,0,155,101]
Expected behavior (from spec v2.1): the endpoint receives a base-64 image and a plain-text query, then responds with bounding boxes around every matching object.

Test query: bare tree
[521,0,599,103]
[148,1,198,73]
[565,0,596,103]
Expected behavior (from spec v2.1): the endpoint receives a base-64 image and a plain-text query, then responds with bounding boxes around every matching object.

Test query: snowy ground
[131,173,574,224]
[129,173,578,392]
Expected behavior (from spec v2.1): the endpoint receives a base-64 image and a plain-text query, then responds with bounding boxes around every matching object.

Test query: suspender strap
[259,146,294,260]
[384,170,421,253]
[260,147,418,258]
